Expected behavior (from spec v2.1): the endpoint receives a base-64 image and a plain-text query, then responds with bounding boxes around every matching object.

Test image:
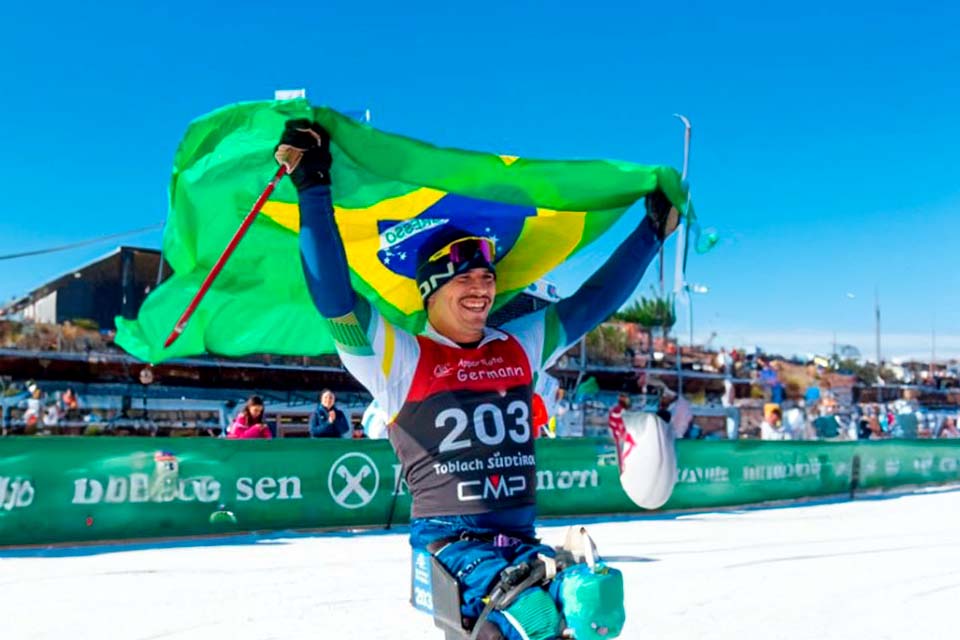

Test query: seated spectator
[760,407,788,440]
[309,389,349,438]
[227,395,272,439]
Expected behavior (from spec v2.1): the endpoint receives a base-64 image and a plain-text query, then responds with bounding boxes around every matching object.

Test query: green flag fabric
[115,100,687,362]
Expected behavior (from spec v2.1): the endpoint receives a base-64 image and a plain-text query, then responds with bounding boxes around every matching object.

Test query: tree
[613,294,676,336]
[611,293,677,372]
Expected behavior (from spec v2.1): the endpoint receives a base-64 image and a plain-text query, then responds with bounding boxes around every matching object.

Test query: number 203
[435,401,530,453]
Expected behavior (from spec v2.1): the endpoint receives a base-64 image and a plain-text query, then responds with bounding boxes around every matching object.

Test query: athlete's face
[428,268,496,343]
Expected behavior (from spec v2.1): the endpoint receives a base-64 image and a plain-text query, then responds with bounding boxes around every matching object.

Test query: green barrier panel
[2,438,959,547]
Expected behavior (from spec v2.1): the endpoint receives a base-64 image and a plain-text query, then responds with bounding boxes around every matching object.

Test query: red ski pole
[163,165,288,348]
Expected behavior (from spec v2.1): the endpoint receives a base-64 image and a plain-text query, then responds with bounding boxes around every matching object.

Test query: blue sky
[1,1,957,360]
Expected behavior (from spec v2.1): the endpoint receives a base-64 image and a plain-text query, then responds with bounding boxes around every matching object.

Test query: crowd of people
[8,379,959,444]
[224,389,359,440]
[756,401,960,441]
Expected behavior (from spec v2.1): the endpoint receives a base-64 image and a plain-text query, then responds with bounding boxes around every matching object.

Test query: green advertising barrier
[2,438,959,547]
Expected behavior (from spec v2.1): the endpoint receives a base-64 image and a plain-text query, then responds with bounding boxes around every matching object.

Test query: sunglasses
[428,236,496,265]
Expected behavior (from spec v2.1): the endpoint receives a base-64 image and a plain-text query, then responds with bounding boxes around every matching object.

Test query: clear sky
[1,1,957,360]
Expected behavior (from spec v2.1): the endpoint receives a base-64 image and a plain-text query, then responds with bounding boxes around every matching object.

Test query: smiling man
[276,120,678,640]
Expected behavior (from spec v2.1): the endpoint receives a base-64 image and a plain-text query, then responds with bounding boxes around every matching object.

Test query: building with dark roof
[1,246,165,331]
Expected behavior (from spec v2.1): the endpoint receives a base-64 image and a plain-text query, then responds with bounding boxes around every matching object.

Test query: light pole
[685,283,709,346]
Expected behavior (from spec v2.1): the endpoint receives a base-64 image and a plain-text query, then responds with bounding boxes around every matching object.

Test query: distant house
[1,246,165,331]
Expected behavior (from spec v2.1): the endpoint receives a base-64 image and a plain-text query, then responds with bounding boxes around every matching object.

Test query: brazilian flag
[115,100,688,363]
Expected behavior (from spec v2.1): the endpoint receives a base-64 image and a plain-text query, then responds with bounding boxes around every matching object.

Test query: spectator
[857,414,873,440]
[937,417,960,439]
[716,347,733,376]
[22,383,43,432]
[760,407,788,440]
[228,395,272,439]
[60,387,79,411]
[532,393,549,438]
[360,399,389,439]
[607,393,635,471]
[352,421,367,439]
[554,389,581,438]
[722,378,740,440]
[668,393,694,439]
[309,389,349,438]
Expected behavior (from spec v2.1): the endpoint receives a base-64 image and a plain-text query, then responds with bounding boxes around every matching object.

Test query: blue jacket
[309,405,349,438]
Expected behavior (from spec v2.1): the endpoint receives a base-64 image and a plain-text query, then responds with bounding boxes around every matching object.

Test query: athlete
[276,120,678,640]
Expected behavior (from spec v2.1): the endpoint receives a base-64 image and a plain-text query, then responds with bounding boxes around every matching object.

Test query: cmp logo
[457,474,526,502]
[328,452,380,509]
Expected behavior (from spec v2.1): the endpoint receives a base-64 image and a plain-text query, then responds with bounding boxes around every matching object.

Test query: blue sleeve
[298,185,360,318]
[553,216,661,343]
[308,411,320,438]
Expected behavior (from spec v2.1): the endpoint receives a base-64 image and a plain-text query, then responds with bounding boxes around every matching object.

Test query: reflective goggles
[428,236,496,265]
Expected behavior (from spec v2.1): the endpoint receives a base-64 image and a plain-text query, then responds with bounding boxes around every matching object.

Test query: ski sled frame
[411,527,599,639]
[412,547,469,639]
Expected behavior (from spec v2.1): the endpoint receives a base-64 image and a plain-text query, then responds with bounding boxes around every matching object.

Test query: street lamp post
[685,283,709,346]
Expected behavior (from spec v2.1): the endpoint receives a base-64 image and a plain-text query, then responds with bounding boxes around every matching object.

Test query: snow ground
[4,487,960,640]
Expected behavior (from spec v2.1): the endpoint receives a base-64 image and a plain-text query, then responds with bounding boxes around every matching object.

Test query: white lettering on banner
[130,474,150,502]
[939,457,959,473]
[457,475,526,502]
[392,464,410,496]
[277,476,302,500]
[535,469,599,491]
[235,476,303,502]
[885,459,900,477]
[0,477,35,511]
[863,459,878,476]
[71,475,221,505]
[914,456,934,476]
[678,466,731,484]
[105,476,128,503]
[255,477,277,500]
[741,460,822,482]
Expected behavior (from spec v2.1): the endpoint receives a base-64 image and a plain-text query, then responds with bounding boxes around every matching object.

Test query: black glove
[644,188,679,240]
[274,119,332,191]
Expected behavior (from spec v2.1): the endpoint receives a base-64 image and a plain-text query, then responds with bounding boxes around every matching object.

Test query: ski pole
[163,165,288,348]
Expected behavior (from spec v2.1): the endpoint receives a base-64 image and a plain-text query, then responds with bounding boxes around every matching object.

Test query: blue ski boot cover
[492,587,563,640]
[550,563,625,639]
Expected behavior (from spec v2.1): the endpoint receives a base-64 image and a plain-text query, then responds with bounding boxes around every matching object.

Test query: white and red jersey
[390,334,535,517]
[335,309,557,518]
